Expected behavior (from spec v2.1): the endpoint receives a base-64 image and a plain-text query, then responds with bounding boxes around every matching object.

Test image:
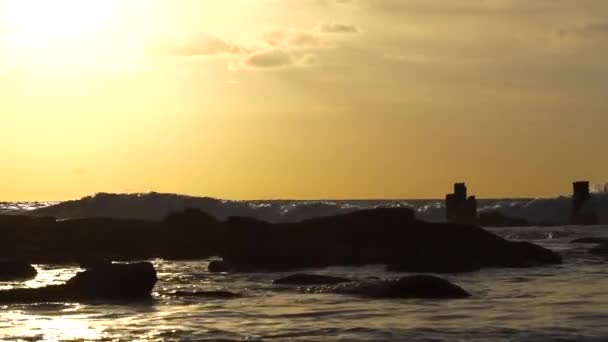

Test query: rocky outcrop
[273,274,352,285]
[386,252,482,273]
[222,208,562,273]
[2,207,562,274]
[445,183,478,225]
[571,237,608,244]
[304,275,470,299]
[590,243,608,255]
[79,258,112,270]
[571,181,598,225]
[171,290,241,299]
[208,260,232,273]
[0,260,37,281]
[0,262,157,303]
[478,211,533,227]
[0,211,223,263]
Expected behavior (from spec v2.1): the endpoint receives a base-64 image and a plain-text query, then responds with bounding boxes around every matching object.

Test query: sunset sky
[0,0,606,201]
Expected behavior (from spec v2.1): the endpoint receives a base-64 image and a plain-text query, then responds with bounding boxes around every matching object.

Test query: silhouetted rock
[172,290,241,299]
[307,275,470,299]
[273,274,352,285]
[478,211,532,227]
[387,252,482,273]
[208,260,232,273]
[590,243,608,255]
[0,209,223,263]
[445,183,478,225]
[570,237,608,244]
[79,258,112,270]
[0,260,37,281]
[1,207,561,274]
[0,262,157,303]
[222,208,561,273]
[571,181,598,225]
[502,241,563,267]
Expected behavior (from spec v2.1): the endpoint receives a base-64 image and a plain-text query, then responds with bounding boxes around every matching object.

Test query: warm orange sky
[0,0,606,201]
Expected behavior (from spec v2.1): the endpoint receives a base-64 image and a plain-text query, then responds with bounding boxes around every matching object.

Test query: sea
[1,193,607,341]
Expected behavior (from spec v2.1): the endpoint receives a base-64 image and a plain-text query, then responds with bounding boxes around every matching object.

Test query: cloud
[261,24,358,50]
[149,21,361,71]
[289,32,322,47]
[149,33,243,56]
[263,28,322,48]
[247,49,293,68]
[556,23,608,40]
[320,23,358,33]
[229,49,318,70]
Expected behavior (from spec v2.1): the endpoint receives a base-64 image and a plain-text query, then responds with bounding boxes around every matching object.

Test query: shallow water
[1,225,607,341]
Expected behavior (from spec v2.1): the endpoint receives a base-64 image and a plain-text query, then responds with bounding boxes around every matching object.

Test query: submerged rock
[273,274,352,285]
[208,260,231,273]
[571,237,608,244]
[387,252,482,273]
[478,211,533,227]
[307,275,470,299]
[79,258,112,270]
[172,290,241,299]
[590,243,608,255]
[0,262,157,303]
[0,260,37,281]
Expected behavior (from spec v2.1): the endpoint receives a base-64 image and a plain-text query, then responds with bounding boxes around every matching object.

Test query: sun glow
[0,0,154,73]
[2,0,117,46]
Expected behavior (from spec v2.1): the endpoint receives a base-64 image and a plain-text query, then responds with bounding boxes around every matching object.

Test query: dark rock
[570,237,608,244]
[590,243,608,255]
[387,251,482,273]
[504,241,563,267]
[208,260,231,273]
[571,181,598,225]
[1,207,561,274]
[273,274,352,285]
[0,260,37,281]
[309,275,470,299]
[222,208,561,273]
[172,290,241,299]
[445,183,478,225]
[79,258,112,270]
[0,262,157,303]
[478,211,532,227]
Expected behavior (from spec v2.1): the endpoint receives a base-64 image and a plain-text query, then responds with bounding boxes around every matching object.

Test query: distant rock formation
[171,290,242,299]
[445,183,478,224]
[273,274,352,285]
[571,181,598,225]
[302,275,470,299]
[221,207,561,272]
[0,262,157,303]
[589,243,608,255]
[478,211,533,227]
[0,260,37,281]
[570,237,608,244]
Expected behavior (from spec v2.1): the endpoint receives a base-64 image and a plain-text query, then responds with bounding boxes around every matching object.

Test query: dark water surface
[1,226,607,341]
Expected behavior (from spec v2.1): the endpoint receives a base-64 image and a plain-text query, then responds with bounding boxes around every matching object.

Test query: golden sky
[0,0,607,201]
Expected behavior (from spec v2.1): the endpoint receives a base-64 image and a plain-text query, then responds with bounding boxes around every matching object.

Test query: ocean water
[1,225,607,341]
[3,191,608,224]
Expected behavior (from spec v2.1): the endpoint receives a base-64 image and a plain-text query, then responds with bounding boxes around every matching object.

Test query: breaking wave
[2,191,606,224]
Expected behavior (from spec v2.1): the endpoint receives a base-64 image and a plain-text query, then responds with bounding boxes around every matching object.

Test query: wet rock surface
[302,275,470,299]
[0,262,157,303]
[273,274,352,285]
[0,260,37,281]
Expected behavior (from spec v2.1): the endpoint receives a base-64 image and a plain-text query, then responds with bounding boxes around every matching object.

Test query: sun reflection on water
[2,311,103,341]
